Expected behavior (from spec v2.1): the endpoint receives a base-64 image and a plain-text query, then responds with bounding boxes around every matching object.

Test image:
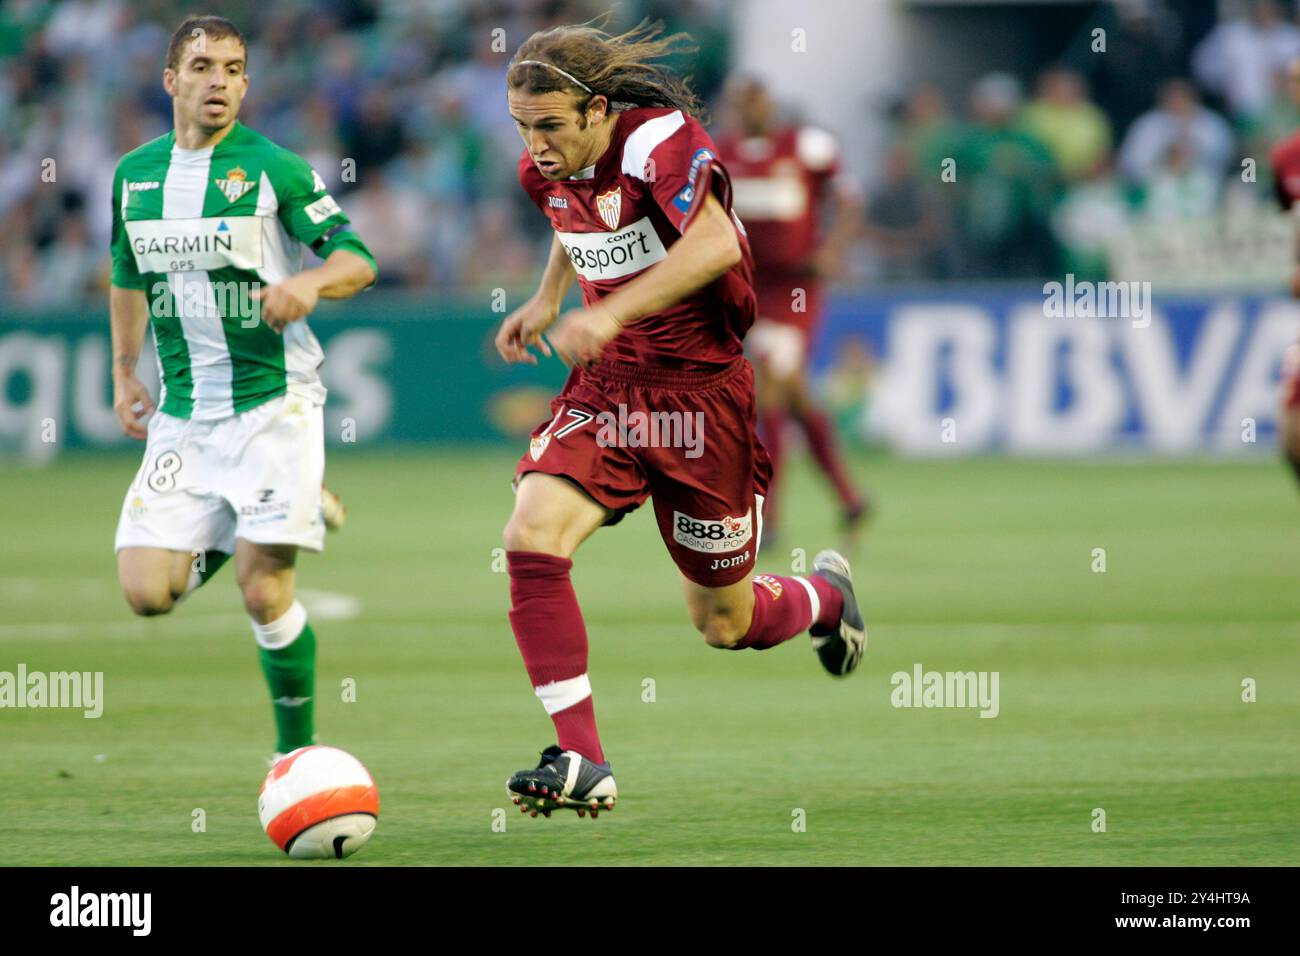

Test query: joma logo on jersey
[556,216,667,281]
[672,508,753,554]
[547,195,568,208]
[596,187,622,229]
[214,165,257,203]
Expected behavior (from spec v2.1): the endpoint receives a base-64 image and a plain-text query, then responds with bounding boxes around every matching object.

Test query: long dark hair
[507,17,705,121]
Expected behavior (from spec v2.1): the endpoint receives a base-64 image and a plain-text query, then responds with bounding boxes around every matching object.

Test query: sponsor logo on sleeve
[304,194,343,224]
[672,148,715,214]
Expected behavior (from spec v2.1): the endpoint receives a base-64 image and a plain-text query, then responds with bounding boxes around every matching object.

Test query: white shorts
[747,319,807,379]
[114,393,326,555]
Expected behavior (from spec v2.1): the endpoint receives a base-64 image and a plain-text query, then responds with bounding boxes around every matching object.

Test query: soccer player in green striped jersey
[110,15,377,760]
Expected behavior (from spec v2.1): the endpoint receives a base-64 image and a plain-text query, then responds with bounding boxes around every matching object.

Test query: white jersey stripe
[255,170,325,396]
[255,170,295,284]
[621,110,685,181]
[166,269,232,413]
[163,146,234,417]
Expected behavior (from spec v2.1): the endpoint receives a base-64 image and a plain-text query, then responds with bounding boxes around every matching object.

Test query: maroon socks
[507,550,605,764]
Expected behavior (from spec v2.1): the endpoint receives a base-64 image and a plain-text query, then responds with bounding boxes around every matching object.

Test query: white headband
[515,59,594,94]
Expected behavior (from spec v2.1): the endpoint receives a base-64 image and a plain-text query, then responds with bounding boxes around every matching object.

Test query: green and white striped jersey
[111,121,377,421]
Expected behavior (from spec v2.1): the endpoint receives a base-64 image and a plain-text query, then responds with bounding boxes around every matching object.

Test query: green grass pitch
[1,449,1297,865]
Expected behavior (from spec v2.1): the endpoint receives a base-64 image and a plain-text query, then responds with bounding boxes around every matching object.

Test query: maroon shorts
[1285,340,1300,410]
[515,358,772,587]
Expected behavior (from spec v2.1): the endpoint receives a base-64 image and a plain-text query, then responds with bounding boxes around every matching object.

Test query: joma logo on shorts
[672,509,752,554]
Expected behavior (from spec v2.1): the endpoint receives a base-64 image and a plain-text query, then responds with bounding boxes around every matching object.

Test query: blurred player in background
[110,16,377,760]
[1271,55,1300,488]
[716,77,868,547]
[494,20,867,819]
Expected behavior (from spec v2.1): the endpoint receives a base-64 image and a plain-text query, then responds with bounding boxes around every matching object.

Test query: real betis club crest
[596,187,622,230]
[215,165,256,203]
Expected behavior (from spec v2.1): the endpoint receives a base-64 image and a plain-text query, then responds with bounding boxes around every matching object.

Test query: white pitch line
[0,613,250,641]
[0,586,361,640]
[0,577,111,599]
[297,588,363,622]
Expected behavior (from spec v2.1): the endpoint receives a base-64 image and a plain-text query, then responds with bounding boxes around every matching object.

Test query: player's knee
[121,581,176,617]
[503,513,564,556]
[1282,420,1300,465]
[238,572,289,621]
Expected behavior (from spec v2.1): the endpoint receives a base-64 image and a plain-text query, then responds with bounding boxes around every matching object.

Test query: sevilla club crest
[596,187,622,230]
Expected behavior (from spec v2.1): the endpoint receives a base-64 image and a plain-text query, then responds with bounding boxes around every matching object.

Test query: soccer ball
[259,745,379,859]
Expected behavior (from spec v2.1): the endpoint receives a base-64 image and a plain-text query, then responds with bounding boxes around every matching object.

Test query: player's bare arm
[495,234,576,364]
[547,192,741,365]
[812,187,863,280]
[254,247,377,332]
[109,283,155,440]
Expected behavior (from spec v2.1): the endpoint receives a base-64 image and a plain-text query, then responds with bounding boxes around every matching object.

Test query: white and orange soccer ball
[258,746,379,859]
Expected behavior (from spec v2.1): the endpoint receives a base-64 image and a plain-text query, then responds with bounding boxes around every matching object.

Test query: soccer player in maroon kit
[714,77,867,545]
[494,22,867,817]
[1270,55,1300,487]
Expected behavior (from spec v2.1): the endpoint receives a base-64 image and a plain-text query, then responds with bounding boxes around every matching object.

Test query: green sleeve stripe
[110,173,146,289]
[317,234,377,280]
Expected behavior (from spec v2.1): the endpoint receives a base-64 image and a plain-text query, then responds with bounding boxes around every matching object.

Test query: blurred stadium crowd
[4,0,1300,304]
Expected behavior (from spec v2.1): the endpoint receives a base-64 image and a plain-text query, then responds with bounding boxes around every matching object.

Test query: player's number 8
[147,451,183,492]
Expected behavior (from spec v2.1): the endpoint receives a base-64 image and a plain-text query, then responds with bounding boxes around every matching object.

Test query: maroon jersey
[1272,131,1300,411]
[1271,130,1300,211]
[519,107,756,370]
[714,125,843,276]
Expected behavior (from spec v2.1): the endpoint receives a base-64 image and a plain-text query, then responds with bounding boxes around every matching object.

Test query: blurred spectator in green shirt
[955,72,1060,278]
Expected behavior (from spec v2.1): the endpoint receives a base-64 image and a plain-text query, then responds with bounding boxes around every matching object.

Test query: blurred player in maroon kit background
[1271,55,1300,488]
[716,78,869,547]
[493,21,867,817]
